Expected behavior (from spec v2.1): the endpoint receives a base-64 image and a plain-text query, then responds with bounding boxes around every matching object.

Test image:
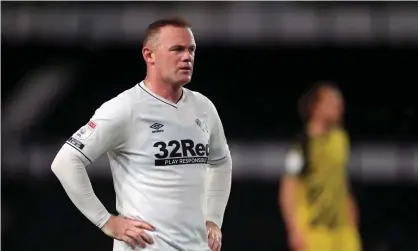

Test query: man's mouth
[179,66,192,71]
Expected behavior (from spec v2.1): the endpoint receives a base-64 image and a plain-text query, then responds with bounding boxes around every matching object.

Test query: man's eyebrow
[169,44,196,50]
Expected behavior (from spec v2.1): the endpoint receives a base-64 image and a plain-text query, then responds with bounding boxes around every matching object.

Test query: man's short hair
[298,81,340,122]
[143,17,191,47]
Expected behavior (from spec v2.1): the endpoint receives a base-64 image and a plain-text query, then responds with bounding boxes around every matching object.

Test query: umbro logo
[150,123,164,133]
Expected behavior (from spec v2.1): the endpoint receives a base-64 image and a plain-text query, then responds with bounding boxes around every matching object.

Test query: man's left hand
[206,221,222,251]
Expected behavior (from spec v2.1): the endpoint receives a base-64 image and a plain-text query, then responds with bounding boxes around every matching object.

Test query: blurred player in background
[279,82,361,251]
[51,17,231,251]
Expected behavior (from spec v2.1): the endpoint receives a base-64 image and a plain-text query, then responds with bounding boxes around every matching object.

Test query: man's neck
[143,78,183,104]
[307,119,329,137]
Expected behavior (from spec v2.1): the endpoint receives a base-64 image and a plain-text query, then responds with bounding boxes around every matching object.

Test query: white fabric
[205,153,232,228]
[284,149,304,175]
[51,144,111,228]
[52,81,231,251]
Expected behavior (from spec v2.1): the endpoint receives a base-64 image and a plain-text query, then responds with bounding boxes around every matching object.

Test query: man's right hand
[101,215,155,250]
[288,228,307,251]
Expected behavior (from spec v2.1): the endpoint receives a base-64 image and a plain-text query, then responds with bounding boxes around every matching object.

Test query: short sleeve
[207,100,230,165]
[65,95,129,163]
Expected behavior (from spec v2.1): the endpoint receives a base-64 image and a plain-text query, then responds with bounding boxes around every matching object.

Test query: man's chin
[177,76,192,86]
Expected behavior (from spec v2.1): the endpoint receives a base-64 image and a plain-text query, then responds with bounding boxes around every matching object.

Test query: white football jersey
[66,81,230,251]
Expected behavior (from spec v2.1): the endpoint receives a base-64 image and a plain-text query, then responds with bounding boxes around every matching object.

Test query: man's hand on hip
[206,221,222,251]
[101,215,154,250]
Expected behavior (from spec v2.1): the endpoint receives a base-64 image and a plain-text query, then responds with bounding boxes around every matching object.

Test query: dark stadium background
[2,2,418,251]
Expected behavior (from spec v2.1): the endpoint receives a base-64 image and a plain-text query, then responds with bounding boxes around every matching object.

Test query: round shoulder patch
[75,120,97,140]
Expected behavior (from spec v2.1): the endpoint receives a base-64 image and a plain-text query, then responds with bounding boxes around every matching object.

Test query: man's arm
[205,99,232,251]
[279,149,304,232]
[51,96,154,249]
[206,154,232,228]
[280,175,301,234]
[52,144,111,227]
[279,148,307,251]
[51,97,128,227]
[206,99,232,228]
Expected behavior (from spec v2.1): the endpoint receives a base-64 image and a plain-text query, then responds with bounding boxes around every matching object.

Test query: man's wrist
[99,213,113,229]
[206,219,221,229]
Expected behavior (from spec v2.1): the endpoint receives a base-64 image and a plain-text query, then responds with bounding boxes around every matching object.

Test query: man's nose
[181,52,193,62]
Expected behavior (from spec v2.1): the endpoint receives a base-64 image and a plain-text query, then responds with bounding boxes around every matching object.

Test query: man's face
[150,26,196,87]
[314,87,344,125]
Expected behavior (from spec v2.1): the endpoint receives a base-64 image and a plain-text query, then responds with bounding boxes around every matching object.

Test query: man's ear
[142,46,154,64]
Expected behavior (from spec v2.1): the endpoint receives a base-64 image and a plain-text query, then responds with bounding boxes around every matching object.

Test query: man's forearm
[206,154,232,228]
[279,177,300,233]
[51,144,111,228]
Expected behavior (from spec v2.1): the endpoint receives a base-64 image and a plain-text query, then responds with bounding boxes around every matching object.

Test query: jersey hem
[207,153,229,165]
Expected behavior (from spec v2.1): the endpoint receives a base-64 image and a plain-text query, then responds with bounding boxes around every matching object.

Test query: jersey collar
[138,81,185,109]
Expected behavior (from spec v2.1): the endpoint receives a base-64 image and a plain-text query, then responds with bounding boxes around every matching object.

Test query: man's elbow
[51,144,81,176]
[279,176,297,201]
[281,175,298,189]
[51,158,58,174]
[51,148,66,177]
